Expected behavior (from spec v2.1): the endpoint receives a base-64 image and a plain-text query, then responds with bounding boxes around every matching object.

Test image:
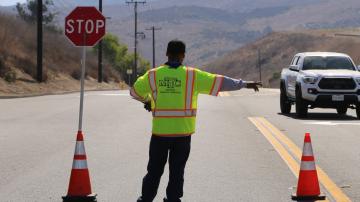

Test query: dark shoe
[163,198,181,202]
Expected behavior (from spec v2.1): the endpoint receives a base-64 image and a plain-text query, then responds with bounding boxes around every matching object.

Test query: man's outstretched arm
[220,76,262,92]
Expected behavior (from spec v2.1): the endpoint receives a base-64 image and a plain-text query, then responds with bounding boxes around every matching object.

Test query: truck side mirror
[357,65,360,71]
[289,65,300,72]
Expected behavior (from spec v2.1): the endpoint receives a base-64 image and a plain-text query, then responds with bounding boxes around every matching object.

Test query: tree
[16,0,55,25]
[94,33,150,83]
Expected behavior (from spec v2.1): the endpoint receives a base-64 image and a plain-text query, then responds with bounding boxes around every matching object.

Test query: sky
[0,0,26,6]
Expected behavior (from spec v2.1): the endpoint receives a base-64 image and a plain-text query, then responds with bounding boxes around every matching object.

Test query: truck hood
[301,69,360,77]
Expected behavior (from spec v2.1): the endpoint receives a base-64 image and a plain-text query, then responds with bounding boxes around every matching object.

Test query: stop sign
[65,7,106,47]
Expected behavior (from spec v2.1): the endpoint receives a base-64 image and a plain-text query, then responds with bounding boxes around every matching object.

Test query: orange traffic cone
[292,133,325,201]
[62,131,97,202]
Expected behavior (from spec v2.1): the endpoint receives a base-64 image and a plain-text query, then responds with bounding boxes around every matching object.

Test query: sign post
[63,7,105,202]
[127,69,133,85]
[79,35,86,131]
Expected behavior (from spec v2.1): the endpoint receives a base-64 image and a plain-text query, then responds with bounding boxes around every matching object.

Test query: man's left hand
[144,101,152,112]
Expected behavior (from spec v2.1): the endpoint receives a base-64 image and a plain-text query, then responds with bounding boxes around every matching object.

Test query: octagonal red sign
[65,7,106,47]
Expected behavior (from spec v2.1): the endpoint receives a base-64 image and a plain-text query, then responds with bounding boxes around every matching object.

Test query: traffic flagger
[131,40,262,202]
[62,131,97,202]
[292,133,326,201]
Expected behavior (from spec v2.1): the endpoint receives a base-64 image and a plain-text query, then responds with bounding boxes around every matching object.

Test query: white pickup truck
[280,52,360,118]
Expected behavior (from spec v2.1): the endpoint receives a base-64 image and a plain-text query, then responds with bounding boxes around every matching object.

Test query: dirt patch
[0,67,128,97]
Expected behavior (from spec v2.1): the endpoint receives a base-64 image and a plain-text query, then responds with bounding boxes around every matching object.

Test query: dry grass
[0,13,119,82]
[0,14,123,95]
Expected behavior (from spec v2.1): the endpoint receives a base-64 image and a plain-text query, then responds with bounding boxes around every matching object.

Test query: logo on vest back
[159,77,181,94]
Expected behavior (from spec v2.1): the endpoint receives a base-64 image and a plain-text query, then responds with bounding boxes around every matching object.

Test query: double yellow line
[248,117,351,202]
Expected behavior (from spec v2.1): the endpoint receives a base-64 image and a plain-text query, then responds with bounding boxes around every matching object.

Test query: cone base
[291,193,326,201]
[62,193,97,202]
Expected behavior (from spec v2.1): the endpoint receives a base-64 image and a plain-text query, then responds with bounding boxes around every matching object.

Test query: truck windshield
[303,56,355,70]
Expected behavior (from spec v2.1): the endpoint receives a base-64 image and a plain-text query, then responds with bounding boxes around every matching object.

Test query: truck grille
[318,78,356,90]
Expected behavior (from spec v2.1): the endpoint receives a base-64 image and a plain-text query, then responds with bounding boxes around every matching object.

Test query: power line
[126,0,146,86]
[146,26,161,69]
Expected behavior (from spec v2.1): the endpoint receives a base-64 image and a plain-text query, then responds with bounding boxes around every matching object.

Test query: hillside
[30,0,360,67]
[205,29,360,88]
[106,5,286,66]
[0,14,125,96]
[5,0,360,66]
[7,0,360,67]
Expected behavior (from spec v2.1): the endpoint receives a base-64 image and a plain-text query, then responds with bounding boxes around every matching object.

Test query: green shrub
[272,72,281,80]
[71,69,81,80]
[0,58,7,77]
[4,70,16,82]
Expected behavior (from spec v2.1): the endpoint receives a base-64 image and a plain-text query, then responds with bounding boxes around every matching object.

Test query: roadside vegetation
[0,0,150,95]
[93,33,150,82]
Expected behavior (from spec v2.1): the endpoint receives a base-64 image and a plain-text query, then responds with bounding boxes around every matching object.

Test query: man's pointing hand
[245,81,262,92]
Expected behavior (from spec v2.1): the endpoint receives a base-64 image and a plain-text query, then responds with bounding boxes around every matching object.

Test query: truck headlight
[302,76,318,84]
[355,77,360,85]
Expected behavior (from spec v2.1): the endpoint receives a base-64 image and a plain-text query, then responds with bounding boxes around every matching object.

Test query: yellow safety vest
[130,65,223,137]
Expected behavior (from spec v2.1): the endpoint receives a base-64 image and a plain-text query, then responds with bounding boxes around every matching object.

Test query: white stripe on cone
[72,160,88,169]
[302,143,314,156]
[74,141,86,155]
[300,161,316,171]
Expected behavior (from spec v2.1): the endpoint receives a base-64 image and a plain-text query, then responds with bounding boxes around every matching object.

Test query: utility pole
[257,49,262,83]
[37,0,43,82]
[126,0,146,86]
[146,26,161,68]
[98,0,103,83]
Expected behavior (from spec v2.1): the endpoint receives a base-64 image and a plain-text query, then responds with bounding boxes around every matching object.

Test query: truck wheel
[356,104,360,119]
[296,87,308,118]
[336,106,348,115]
[280,85,291,114]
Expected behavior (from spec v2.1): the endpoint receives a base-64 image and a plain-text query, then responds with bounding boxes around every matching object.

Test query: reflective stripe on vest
[185,68,195,110]
[210,75,224,96]
[148,69,157,101]
[130,87,144,101]
[153,109,197,117]
[152,67,196,118]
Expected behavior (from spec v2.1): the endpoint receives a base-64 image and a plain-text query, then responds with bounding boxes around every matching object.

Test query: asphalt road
[0,89,358,201]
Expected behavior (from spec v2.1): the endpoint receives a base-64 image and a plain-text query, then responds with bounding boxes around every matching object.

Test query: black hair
[166,40,186,56]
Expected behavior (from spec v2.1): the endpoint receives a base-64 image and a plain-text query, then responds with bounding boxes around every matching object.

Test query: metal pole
[146,26,161,69]
[133,2,138,86]
[258,49,262,83]
[126,0,146,85]
[152,27,155,68]
[98,0,103,83]
[78,36,86,132]
[37,0,43,82]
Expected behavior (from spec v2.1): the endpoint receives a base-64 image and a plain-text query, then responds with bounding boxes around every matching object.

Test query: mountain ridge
[205,29,360,88]
[3,0,360,70]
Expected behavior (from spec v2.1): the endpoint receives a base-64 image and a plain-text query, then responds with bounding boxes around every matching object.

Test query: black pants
[139,135,191,202]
